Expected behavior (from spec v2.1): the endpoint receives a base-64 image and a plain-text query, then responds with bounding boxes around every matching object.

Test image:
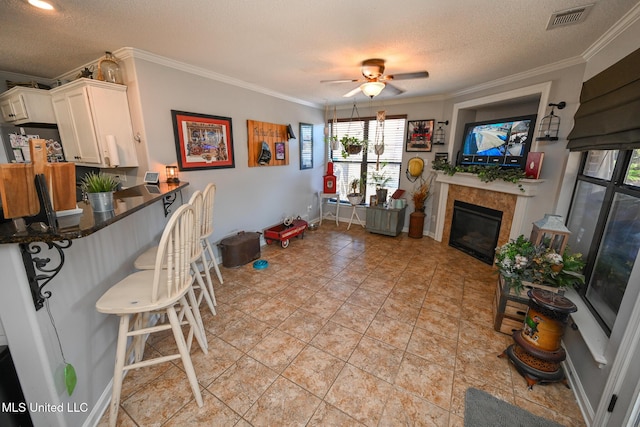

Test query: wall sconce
[536,102,566,141]
[166,166,180,184]
[433,120,449,145]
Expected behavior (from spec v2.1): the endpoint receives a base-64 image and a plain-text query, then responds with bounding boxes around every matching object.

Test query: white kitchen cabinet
[0,86,56,125]
[51,78,138,167]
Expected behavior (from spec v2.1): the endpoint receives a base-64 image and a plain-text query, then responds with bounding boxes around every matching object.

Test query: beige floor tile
[216,314,273,352]
[310,321,363,361]
[206,355,278,415]
[379,296,422,325]
[121,365,200,426]
[407,326,458,368]
[277,308,326,342]
[349,336,405,383]
[243,376,322,426]
[301,294,345,320]
[396,353,455,410]
[416,307,460,338]
[163,390,241,426]
[379,387,450,427]
[307,401,365,426]
[325,364,393,427]
[249,297,298,327]
[247,329,306,372]
[282,344,345,398]
[365,312,414,350]
[330,302,377,333]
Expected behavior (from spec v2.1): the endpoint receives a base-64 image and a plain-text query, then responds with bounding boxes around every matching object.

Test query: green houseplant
[340,136,366,158]
[369,163,392,203]
[81,172,119,212]
[347,178,363,205]
[495,235,586,294]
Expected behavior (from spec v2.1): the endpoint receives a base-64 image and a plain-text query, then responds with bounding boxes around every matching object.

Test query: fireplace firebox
[449,200,502,265]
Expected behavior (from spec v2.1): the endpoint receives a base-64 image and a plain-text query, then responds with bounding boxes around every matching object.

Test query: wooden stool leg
[168,303,203,407]
[109,314,130,427]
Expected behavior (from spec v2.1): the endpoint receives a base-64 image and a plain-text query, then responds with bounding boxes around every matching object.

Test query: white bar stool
[96,204,205,427]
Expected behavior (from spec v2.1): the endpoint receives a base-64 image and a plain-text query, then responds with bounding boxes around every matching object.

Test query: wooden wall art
[247,120,289,167]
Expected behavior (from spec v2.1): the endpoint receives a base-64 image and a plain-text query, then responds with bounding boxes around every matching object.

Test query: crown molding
[582,1,640,60]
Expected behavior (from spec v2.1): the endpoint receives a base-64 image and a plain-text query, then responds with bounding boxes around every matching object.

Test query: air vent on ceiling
[546,3,594,30]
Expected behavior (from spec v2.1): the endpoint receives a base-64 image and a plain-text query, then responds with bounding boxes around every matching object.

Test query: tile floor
[98,222,586,426]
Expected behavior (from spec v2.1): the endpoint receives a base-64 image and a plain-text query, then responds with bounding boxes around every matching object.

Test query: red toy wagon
[264,218,308,248]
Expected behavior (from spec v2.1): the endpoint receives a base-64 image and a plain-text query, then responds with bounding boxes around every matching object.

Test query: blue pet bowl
[253,259,268,270]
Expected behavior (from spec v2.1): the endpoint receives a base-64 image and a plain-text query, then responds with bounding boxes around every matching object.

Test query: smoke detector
[547,3,594,30]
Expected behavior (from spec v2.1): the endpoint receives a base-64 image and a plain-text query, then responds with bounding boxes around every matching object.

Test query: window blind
[567,47,640,151]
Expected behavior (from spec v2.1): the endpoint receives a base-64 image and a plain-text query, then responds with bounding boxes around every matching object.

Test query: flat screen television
[458,114,537,169]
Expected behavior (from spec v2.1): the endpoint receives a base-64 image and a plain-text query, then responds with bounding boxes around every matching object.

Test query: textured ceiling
[1,0,639,106]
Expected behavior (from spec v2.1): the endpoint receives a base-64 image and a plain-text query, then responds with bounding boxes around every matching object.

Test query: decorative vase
[97,51,122,84]
[408,211,426,239]
[87,191,114,212]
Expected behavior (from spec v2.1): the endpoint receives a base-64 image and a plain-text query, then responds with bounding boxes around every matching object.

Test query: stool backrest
[152,203,195,302]
[202,183,216,239]
[188,190,204,261]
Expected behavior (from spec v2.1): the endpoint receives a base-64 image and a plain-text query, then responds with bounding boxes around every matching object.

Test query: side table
[318,192,340,226]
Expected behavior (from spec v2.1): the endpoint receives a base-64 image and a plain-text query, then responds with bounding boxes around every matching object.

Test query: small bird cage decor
[433,120,448,145]
[536,102,566,141]
[530,214,571,255]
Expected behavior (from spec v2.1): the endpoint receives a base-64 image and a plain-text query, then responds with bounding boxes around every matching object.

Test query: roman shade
[567,47,640,151]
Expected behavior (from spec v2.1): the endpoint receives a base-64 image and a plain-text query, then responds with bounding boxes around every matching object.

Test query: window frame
[569,148,640,334]
[329,114,407,204]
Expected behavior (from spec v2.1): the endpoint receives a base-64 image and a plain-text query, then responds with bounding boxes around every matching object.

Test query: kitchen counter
[0,182,188,244]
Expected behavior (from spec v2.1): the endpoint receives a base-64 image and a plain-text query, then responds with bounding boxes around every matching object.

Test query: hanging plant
[340,136,366,158]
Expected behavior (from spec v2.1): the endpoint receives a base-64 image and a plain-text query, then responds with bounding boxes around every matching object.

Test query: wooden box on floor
[492,276,563,335]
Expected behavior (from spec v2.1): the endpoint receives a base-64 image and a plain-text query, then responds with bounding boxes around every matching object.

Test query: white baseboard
[83,378,112,427]
[563,349,594,426]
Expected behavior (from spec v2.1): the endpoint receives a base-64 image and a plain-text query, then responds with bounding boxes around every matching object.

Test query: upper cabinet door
[51,79,138,167]
[0,87,56,124]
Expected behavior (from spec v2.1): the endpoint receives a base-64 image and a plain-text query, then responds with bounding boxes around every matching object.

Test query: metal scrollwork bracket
[20,239,72,310]
[163,190,183,216]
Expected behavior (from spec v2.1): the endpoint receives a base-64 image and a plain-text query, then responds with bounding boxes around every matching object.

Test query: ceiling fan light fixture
[28,0,55,10]
[360,81,385,98]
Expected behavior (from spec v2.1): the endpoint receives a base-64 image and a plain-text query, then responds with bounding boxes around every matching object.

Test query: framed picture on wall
[299,123,313,170]
[406,119,435,152]
[171,110,235,170]
[275,142,286,160]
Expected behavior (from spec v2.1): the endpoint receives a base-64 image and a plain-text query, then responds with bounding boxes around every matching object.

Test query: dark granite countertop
[0,182,188,244]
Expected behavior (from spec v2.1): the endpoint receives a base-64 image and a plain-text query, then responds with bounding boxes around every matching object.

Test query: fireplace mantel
[434,172,545,243]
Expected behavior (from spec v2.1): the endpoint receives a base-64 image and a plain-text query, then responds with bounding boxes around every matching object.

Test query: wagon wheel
[281,239,290,248]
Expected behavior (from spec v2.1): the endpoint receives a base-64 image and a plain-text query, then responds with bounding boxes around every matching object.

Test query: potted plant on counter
[369,163,392,205]
[81,172,119,212]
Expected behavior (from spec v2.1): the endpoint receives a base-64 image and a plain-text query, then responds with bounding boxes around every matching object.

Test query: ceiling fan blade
[386,71,429,81]
[385,83,405,96]
[343,86,362,98]
[320,78,361,84]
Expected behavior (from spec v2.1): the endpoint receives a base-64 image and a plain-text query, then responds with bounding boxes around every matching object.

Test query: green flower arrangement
[432,160,527,191]
[495,235,586,294]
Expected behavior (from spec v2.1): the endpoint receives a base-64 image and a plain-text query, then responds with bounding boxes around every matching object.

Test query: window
[330,115,406,204]
[567,148,640,333]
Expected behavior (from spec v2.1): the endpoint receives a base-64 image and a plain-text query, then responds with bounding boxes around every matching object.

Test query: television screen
[458,114,537,169]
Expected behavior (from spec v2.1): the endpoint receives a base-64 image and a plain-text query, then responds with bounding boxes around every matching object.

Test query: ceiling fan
[321,58,429,98]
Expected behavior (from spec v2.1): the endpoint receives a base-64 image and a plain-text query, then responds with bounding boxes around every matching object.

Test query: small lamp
[536,102,566,141]
[530,214,571,254]
[433,120,449,145]
[166,166,180,184]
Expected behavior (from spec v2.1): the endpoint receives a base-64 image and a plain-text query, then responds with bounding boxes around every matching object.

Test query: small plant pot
[376,188,388,205]
[347,145,362,155]
[87,191,114,212]
[347,193,362,205]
